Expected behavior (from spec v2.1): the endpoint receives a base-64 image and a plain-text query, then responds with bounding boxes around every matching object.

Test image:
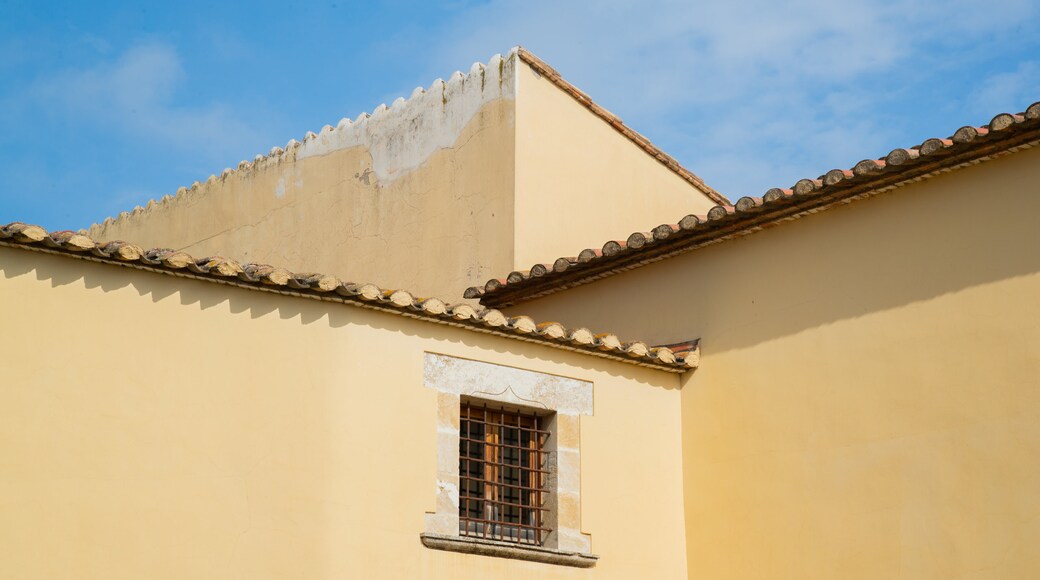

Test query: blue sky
[2,0,1038,231]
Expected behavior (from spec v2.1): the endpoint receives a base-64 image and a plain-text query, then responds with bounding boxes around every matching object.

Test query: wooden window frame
[459,402,552,546]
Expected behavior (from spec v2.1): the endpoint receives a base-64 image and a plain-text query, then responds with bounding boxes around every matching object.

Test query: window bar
[487,405,494,542]
[459,402,551,545]
[531,412,540,543]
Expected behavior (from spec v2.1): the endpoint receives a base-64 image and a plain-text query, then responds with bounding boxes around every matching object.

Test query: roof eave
[0,224,698,374]
[473,104,1040,308]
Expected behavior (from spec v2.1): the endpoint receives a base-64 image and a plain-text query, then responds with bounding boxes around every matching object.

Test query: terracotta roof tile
[0,222,696,373]
[469,101,1040,308]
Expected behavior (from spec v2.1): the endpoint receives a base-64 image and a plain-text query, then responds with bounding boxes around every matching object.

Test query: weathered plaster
[297,52,517,184]
[84,51,521,302]
[88,49,517,228]
[424,353,592,416]
[84,92,517,301]
[84,46,721,305]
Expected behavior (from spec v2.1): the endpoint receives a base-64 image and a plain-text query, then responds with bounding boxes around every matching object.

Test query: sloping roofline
[86,47,725,234]
[516,48,729,206]
[0,222,696,373]
[468,101,1040,308]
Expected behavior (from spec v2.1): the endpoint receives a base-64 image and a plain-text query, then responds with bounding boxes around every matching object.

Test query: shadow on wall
[521,146,1040,353]
[0,248,676,389]
[708,147,1040,354]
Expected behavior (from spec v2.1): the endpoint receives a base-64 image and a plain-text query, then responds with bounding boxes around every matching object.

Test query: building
[2,47,1038,578]
[85,48,724,302]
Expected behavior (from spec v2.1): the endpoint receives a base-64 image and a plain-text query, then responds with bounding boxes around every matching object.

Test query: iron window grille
[459,402,551,545]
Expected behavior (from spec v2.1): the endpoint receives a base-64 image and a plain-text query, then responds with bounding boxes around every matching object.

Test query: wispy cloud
[27,43,265,164]
[423,0,1039,197]
[3,1,1037,231]
[968,61,1040,118]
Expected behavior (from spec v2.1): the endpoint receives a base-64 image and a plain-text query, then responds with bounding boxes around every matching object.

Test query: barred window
[459,402,551,545]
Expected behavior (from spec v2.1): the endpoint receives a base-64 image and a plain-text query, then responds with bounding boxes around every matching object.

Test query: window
[422,353,596,567]
[459,402,551,545]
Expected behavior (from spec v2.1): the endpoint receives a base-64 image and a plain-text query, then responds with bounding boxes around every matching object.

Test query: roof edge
[516,47,729,206]
[470,100,1040,308]
[0,222,696,374]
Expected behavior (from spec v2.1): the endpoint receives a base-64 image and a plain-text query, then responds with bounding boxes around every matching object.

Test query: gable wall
[87,52,724,305]
[88,57,519,301]
[512,61,719,271]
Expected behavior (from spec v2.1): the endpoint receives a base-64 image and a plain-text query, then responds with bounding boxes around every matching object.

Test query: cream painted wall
[0,248,687,579]
[506,145,1040,578]
[88,98,516,302]
[512,62,719,271]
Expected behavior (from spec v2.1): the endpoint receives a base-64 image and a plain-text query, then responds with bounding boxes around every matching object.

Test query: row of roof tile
[0,222,696,373]
[468,101,1040,307]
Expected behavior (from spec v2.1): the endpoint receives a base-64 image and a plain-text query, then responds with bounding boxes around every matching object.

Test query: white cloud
[422,0,1039,198]
[29,43,266,163]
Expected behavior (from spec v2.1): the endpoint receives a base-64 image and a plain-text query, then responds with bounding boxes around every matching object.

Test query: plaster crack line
[176,199,302,254]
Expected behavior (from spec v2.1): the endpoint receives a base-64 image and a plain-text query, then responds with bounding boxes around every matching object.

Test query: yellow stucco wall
[513,62,718,270]
[87,52,722,305]
[507,145,1040,578]
[87,97,517,302]
[0,248,687,579]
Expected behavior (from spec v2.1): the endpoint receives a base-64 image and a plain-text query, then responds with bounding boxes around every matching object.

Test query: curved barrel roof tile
[0,222,696,373]
[469,101,1040,308]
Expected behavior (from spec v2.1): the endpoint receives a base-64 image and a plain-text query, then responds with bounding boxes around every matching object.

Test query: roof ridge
[515,47,729,206]
[469,100,1040,307]
[86,48,523,238]
[2,221,696,373]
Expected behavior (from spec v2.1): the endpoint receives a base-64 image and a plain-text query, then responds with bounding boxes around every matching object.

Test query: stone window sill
[419,533,599,568]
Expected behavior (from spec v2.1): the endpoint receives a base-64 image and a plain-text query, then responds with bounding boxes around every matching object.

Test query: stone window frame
[421,353,598,568]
